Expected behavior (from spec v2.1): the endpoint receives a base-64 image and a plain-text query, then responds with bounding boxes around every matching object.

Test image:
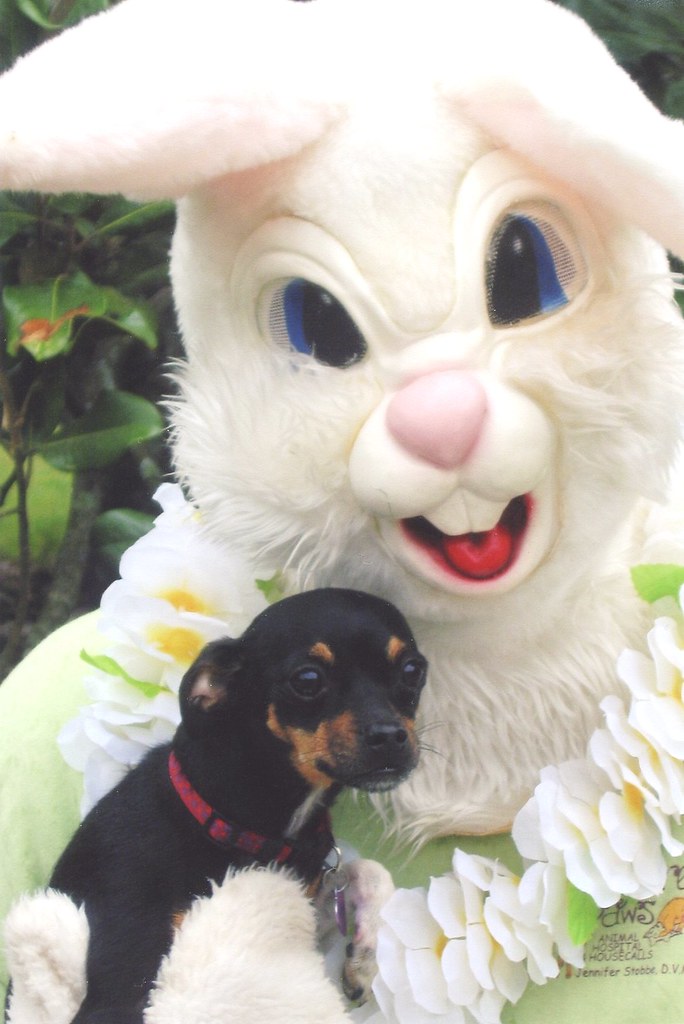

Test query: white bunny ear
[445,0,684,259]
[3,0,684,259]
[0,0,345,199]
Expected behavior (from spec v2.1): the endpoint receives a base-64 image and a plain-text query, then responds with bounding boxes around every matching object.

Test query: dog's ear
[179,638,244,730]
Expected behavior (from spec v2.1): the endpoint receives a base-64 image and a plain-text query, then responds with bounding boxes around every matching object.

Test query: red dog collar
[168,750,334,873]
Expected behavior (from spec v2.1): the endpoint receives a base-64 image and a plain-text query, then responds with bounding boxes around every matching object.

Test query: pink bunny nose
[386,370,487,470]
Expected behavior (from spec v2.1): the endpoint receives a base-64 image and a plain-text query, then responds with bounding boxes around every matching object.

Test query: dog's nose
[386,369,487,470]
[365,722,409,748]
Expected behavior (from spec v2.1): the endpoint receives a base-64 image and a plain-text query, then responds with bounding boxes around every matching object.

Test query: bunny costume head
[2,0,684,835]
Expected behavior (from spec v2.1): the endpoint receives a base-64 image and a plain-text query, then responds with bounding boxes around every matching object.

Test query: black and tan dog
[46,588,427,1024]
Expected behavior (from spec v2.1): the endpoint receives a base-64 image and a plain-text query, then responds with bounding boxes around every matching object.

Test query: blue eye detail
[269,279,367,368]
[282,279,309,356]
[487,212,584,326]
[288,665,327,701]
[400,655,427,691]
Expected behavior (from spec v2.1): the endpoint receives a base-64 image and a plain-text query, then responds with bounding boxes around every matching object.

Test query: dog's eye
[486,209,586,326]
[268,279,367,367]
[400,655,427,690]
[288,665,327,701]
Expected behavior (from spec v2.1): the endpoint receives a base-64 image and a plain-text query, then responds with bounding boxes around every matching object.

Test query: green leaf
[92,198,175,237]
[14,0,57,29]
[3,273,92,358]
[25,363,67,442]
[664,77,684,119]
[256,573,286,604]
[0,0,40,69]
[92,507,155,574]
[59,0,112,28]
[15,0,109,30]
[676,289,684,320]
[80,649,167,700]
[107,239,172,294]
[0,211,40,247]
[73,217,97,239]
[0,193,28,214]
[46,193,95,216]
[567,882,599,947]
[630,563,684,603]
[3,271,158,359]
[101,291,158,349]
[37,390,164,471]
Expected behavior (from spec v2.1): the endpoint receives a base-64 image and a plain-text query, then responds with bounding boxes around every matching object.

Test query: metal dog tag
[334,876,348,936]
[323,845,349,936]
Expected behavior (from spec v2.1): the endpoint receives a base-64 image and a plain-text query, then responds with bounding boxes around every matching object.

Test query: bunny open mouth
[400,495,532,582]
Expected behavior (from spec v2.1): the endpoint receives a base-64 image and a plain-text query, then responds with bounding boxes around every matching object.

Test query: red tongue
[442,523,514,579]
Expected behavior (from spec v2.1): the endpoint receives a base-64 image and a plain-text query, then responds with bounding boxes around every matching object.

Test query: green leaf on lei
[80,649,166,700]
[567,882,600,947]
[256,573,286,604]
[630,564,684,604]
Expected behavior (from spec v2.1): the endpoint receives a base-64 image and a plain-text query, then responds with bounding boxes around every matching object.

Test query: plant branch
[24,468,105,654]
[0,361,32,680]
[0,469,18,506]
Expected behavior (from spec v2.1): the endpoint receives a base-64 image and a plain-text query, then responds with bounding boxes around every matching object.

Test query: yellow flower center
[434,932,448,959]
[147,624,205,664]
[624,782,645,819]
[159,588,210,615]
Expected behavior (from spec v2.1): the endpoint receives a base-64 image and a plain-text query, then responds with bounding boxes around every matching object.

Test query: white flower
[594,693,684,818]
[515,861,584,970]
[59,484,267,813]
[99,485,267,692]
[444,852,528,1010]
[373,849,576,1024]
[373,886,464,1024]
[373,573,684,1022]
[512,752,677,908]
[590,712,684,861]
[618,615,684,764]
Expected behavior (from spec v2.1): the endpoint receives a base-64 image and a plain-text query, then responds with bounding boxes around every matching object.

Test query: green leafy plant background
[0,0,683,677]
[0,0,180,675]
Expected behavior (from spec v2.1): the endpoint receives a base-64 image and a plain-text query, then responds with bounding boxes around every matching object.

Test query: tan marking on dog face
[266,705,358,789]
[323,710,358,759]
[267,703,288,743]
[309,641,335,664]
[401,715,419,752]
[387,636,407,662]
[287,711,358,788]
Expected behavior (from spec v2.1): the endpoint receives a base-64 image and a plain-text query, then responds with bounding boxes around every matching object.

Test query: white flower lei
[59,483,269,814]
[372,571,684,1024]
[60,485,684,1024]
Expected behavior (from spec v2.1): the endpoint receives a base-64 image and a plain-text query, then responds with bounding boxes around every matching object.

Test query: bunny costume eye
[486,207,587,326]
[268,278,367,367]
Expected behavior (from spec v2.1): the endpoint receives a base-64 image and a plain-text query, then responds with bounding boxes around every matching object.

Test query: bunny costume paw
[5,872,349,1024]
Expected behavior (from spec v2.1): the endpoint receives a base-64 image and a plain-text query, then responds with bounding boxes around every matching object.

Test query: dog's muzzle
[320,717,420,792]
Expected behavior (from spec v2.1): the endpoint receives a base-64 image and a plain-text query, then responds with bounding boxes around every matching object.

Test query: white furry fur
[4,890,88,1024]
[145,870,347,1024]
[4,873,348,1024]
[3,0,684,1017]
